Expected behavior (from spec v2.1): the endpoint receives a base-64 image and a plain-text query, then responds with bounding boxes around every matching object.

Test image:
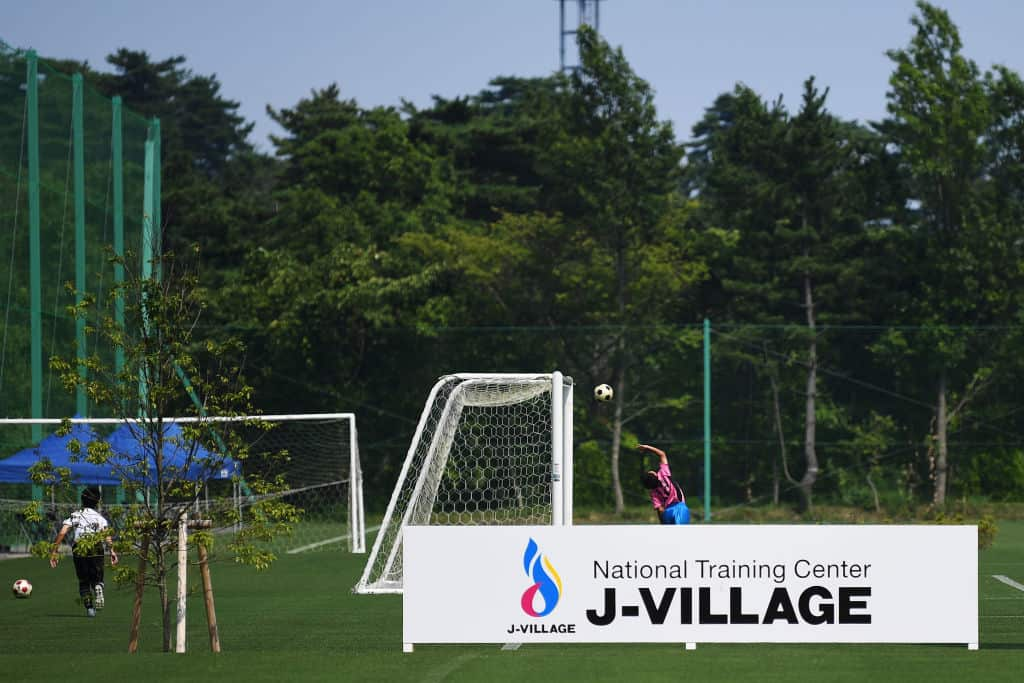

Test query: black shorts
[72,552,104,587]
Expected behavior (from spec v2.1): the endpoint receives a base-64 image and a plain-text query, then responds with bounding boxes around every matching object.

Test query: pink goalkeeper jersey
[649,462,684,510]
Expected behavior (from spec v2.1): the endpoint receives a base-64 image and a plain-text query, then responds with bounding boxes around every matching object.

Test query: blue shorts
[660,502,691,525]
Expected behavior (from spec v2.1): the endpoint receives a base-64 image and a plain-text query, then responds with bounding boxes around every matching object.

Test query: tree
[882,1,1024,505]
[27,246,299,653]
[782,79,865,509]
[407,76,559,223]
[96,49,253,176]
[687,76,897,509]
[92,49,258,263]
[216,86,464,492]
[687,85,794,504]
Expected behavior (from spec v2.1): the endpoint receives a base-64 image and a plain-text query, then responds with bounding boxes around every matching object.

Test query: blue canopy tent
[105,422,240,485]
[0,422,240,486]
[0,422,118,485]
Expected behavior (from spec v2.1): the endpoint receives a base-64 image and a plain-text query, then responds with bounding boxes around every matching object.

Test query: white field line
[286,524,381,554]
[501,643,522,651]
[420,653,481,683]
[992,574,1024,593]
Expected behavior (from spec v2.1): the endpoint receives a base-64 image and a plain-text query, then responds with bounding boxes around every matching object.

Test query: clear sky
[6,1,1024,152]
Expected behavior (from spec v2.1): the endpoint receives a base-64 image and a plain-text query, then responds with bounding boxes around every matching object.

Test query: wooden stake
[188,520,220,653]
[197,541,221,652]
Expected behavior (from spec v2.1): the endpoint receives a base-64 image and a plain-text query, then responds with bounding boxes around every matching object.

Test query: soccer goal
[355,372,573,594]
[0,413,365,555]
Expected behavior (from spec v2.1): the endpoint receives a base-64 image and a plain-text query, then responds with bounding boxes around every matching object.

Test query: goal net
[0,413,365,555]
[355,372,573,594]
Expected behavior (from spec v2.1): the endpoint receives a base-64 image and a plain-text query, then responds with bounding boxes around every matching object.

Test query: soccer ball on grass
[12,578,32,598]
[594,383,614,402]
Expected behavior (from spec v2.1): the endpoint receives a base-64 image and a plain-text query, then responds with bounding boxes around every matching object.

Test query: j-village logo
[508,538,577,636]
[520,538,562,616]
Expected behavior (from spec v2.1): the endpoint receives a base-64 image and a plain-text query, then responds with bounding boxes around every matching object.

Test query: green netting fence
[0,38,160,454]
[706,323,1024,513]
[339,322,1024,516]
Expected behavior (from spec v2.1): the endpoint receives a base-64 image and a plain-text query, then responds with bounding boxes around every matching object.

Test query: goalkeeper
[639,444,691,524]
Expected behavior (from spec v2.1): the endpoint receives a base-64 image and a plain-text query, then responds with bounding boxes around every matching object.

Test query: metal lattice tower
[558,0,604,71]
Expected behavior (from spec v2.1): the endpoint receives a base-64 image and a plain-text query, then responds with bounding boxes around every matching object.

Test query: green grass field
[1,521,1021,682]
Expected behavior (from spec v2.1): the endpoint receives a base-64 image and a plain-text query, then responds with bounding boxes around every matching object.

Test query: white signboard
[404,525,977,647]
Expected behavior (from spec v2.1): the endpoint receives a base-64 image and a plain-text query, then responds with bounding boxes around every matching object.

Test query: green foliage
[960,450,1024,501]
[929,511,999,550]
[407,76,558,222]
[211,84,463,440]
[978,515,999,550]
[572,439,615,508]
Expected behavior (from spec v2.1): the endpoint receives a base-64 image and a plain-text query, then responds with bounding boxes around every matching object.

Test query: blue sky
[6,1,1024,151]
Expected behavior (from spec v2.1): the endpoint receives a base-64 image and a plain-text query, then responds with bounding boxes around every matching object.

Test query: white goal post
[0,413,365,555]
[355,372,573,594]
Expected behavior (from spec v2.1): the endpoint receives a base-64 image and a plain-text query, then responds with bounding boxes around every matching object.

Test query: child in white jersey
[49,488,118,617]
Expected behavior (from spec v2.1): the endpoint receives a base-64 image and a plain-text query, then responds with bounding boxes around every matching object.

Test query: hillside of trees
[20,2,1024,512]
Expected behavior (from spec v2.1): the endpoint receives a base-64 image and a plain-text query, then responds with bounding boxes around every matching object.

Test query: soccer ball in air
[594,383,614,402]
[12,579,32,598]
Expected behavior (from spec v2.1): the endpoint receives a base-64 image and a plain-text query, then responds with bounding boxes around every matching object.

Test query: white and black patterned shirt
[61,507,109,545]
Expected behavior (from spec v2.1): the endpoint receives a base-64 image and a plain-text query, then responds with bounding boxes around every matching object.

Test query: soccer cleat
[86,607,96,618]
[94,584,105,609]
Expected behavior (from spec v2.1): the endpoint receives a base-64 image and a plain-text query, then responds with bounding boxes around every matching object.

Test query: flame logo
[520,538,562,617]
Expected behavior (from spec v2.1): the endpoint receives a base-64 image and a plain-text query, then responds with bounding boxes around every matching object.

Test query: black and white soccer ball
[594,383,614,402]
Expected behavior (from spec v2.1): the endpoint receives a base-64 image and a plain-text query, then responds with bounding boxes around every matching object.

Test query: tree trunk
[127,533,150,653]
[767,352,799,500]
[800,270,819,512]
[866,469,881,513]
[933,371,949,506]
[610,363,625,514]
[772,458,780,505]
[159,573,172,653]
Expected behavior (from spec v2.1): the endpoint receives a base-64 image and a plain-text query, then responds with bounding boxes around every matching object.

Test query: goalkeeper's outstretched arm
[638,443,668,466]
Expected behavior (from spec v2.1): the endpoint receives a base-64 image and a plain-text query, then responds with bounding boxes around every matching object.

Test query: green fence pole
[140,135,155,414]
[112,97,124,376]
[27,51,42,500]
[142,137,154,281]
[73,74,87,416]
[27,53,41,433]
[703,318,711,522]
[151,118,161,280]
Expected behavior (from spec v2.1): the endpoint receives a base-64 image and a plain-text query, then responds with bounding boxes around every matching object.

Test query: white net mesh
[0,414,364,555]
[356,375,567,594]
[216,415,365,555]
